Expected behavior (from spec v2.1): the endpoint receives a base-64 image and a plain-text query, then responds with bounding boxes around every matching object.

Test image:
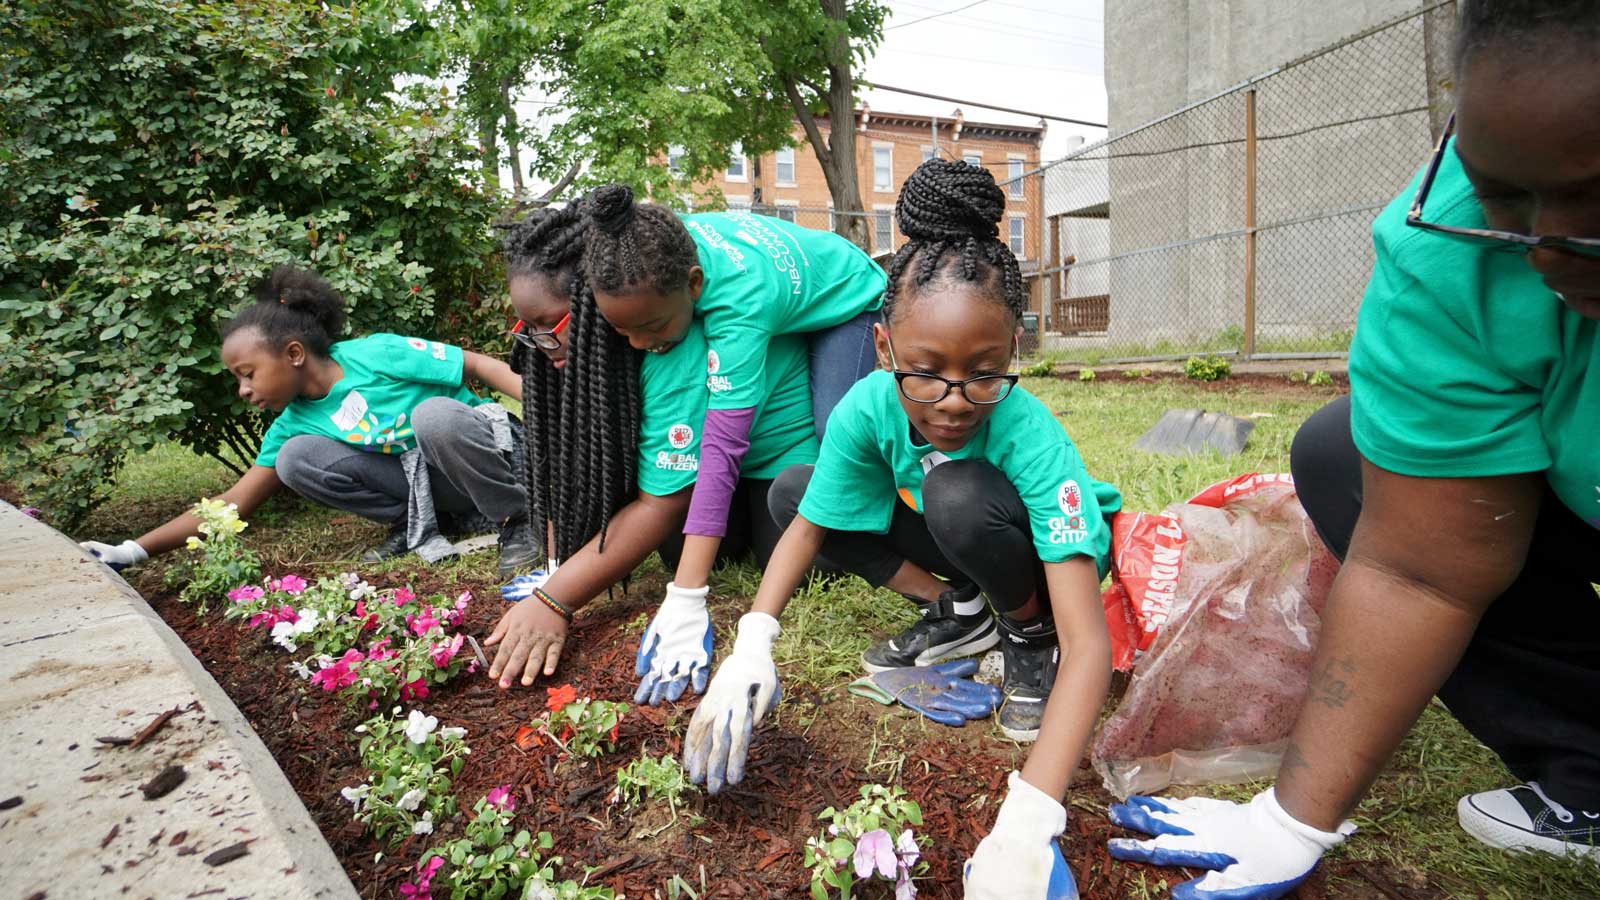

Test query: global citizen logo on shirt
[1048,478,1089,544]
[706,349,733,393]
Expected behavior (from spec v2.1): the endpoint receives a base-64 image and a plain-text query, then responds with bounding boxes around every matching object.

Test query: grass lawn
[83,373,1600,899]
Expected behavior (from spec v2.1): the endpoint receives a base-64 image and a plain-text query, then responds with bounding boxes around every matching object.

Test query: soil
[145,569,1437,900]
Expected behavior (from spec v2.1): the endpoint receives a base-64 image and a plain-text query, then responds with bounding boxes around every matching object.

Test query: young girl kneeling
[683,160,1122,899]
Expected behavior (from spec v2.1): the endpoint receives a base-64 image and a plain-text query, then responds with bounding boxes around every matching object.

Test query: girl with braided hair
[682,160,1124,898]
[582,185,887,705]
[485,201,819,690]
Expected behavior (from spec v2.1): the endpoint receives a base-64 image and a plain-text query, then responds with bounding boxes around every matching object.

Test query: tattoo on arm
[1308,655,1357,709]
[1279,741,1310,775]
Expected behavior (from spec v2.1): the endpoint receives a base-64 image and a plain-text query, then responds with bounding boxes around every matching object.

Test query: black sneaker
[361,519,410,563]
[1458,783,1600,860]
[496,514,539,578]
[861,586,998,673]
[996,617,1059,742]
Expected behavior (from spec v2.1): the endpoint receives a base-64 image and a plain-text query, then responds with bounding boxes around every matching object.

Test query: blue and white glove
[964,771,1078,899]
[634,583,714,704]
[848,658,1002,726]
[1107,788,1355,900]
[683,612,781,795]
[81,539,148,572]
[499,568,555,602]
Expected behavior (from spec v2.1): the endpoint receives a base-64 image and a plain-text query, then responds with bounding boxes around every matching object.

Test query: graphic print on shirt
[668,423,694,449]
[342,408,414,453]
[1049,478,1088,544]
[706,348,732,394]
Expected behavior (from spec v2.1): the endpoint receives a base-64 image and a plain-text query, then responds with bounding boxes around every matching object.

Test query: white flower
[340,784,369,812]
[411,811,434,835]
[270,621,299,652]
[404,709,438,744]
[398,788,426,812]
[289,661,313,680]
[523,877,558,900]
[348,581,376,601]
[438,726,467,740]
[353,724,367,733]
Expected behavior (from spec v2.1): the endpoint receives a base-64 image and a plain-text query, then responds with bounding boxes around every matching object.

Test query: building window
[726,143,747,181]
[873,145,893,192]
[668,145,686,176]
[1008,215,1025,257]
[775,201,798,223]
[1008,157,1025,198]
[874,208,893,252]
[963,151,982,168]
[775,147,796,185]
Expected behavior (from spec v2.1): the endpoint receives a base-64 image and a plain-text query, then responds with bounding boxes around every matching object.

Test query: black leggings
[657,478,783,572]
[767,459,1043,615]
[1291,397,1600,808]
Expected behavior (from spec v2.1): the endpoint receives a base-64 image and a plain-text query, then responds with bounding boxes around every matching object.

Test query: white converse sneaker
[1457,782,1600,860]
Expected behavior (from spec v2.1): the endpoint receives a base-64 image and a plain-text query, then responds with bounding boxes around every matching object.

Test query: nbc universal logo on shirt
[706,349,732,393]
[1048,479,1088,544]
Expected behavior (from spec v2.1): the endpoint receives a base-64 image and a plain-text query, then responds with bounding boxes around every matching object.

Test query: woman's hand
[484,600,568,688]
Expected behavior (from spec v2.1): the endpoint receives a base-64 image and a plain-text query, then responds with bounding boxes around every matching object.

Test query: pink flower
[854,829,896,880]
[308,648,365,692]
[399,855,445,897]
[400,676,430,701]
[451,591,471,625]
[227,584,265,604]
[279,574,308,594]
[393,586,415,606]
[430,634,464,668]
[406,609,440,637]
[247,604,299,630]
[367,637,395,661]
[485,785,516,812]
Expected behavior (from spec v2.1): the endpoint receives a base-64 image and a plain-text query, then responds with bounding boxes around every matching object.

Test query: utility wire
[886,0,993,30]
[865,81,1107,128]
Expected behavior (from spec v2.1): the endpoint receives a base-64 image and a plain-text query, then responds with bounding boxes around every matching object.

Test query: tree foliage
[0,0,504,526]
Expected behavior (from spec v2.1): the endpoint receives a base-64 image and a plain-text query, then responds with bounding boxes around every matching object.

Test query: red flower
[546,684,577,713]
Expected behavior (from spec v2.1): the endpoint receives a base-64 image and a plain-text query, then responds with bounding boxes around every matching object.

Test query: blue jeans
[807,308,881,439]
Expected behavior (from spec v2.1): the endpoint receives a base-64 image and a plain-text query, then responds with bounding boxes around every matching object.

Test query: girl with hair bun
[680,159,1123,899]
[485,201,820,690]
[80,265,538,576]
[580,184,888,705]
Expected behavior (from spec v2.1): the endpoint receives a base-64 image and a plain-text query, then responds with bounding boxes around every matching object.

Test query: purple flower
[895,829,920,898]
[853,829,896,880]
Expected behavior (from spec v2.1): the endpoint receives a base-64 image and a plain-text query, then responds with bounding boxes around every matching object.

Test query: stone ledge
[0,502,356,900]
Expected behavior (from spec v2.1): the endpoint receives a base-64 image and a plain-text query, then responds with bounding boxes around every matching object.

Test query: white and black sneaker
[996,617,1059,742]
[861,586,998,673]
[1458,782,1600,860]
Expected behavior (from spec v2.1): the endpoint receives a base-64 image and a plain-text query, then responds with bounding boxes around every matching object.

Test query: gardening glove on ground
[848,658,1002,726]
[635,582,714,705]
[684,611,781,796]
[499,568,555,602]
[1107,787,1355,900]
[963,771,1077,899]
[81,539,148,572]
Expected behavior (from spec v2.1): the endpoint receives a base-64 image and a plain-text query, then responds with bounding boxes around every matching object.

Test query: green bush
[1077,367,1096,382]
[1184,355,1232,382]
[1308,370,1334,387]
[1020,360,1054,378]
[0,0,505,526]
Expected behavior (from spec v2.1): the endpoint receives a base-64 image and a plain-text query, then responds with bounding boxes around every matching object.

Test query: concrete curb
[0,502,357,899]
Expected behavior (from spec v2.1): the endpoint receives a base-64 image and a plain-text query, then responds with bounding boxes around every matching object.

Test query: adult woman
[1108,3,1600,896]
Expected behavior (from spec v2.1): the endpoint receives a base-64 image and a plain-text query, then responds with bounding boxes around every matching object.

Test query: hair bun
[588,184,636,237]
[253,264,347,338]
[895,159,1005,243]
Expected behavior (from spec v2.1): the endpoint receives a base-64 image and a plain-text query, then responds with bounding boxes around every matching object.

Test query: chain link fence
[1012,1,1458,360]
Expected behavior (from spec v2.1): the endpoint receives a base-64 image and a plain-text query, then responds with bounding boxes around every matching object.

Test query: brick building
[674,107,1048,315]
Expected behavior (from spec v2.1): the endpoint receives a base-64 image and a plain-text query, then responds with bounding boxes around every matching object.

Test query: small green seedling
[1077,367,1096,382]
[1288,370,1309,383]
[1020,360,1054,377]
[1184,355,1232,382]
[1123,368,1149,379]
[613,749,696,837]
[1308,370,1334,386]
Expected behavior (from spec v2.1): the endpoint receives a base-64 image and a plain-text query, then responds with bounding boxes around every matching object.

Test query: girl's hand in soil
[1106,788,1354,900]
[963,771,1077,899]
[485,600,568,688]
[684,612,781,795]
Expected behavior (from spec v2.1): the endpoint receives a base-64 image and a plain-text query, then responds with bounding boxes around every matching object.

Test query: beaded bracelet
[532,587,573,624]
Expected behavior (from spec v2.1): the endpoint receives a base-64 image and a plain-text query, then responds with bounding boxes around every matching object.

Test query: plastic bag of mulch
[1092,473,1341,798]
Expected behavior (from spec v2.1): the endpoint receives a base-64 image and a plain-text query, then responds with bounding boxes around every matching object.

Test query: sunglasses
[1406,113,1600,259]
[510,313,570,352]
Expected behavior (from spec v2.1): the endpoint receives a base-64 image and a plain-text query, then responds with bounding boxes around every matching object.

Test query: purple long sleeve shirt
[682,406,756,537]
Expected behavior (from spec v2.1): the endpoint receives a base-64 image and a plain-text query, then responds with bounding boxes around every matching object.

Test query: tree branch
[781,74,831,169]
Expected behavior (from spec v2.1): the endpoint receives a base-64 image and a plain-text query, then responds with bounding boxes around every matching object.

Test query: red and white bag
[1092,473,1341,797]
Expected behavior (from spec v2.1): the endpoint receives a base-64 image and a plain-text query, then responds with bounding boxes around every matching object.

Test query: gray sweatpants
[274,396,526,525]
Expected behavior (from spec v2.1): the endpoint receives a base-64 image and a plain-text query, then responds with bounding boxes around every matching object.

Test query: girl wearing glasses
[681,159,1122,900]
[578,186,890,706]
[485,201,820,689]
[81,265,537,577]
[1109,1,1600,895]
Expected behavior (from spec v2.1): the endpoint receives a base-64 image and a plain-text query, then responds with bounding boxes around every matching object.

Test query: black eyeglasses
[1407,113,1600,259]
[510,313,570,352]
[885,333,1019,405]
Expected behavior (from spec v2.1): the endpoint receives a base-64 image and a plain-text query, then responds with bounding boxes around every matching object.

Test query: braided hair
[1456,0,1600,68]
[222,265,347,356]
[502,201,644,561]
[582,184,699,297]
[884,159,1026,326]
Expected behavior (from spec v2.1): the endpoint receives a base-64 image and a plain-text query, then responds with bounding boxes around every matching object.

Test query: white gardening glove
[1107,787,1355,900]
[634,582,714,705]
[81,539,148,572]
[683,611,781,795]
[964,771,1078,899]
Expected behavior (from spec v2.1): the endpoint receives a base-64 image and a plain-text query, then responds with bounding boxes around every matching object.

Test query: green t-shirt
[797,371,1123,570]
[635,319,819,496]
[255,334,485,467]
[1350,140,1600,530]
[683,212,887,411]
